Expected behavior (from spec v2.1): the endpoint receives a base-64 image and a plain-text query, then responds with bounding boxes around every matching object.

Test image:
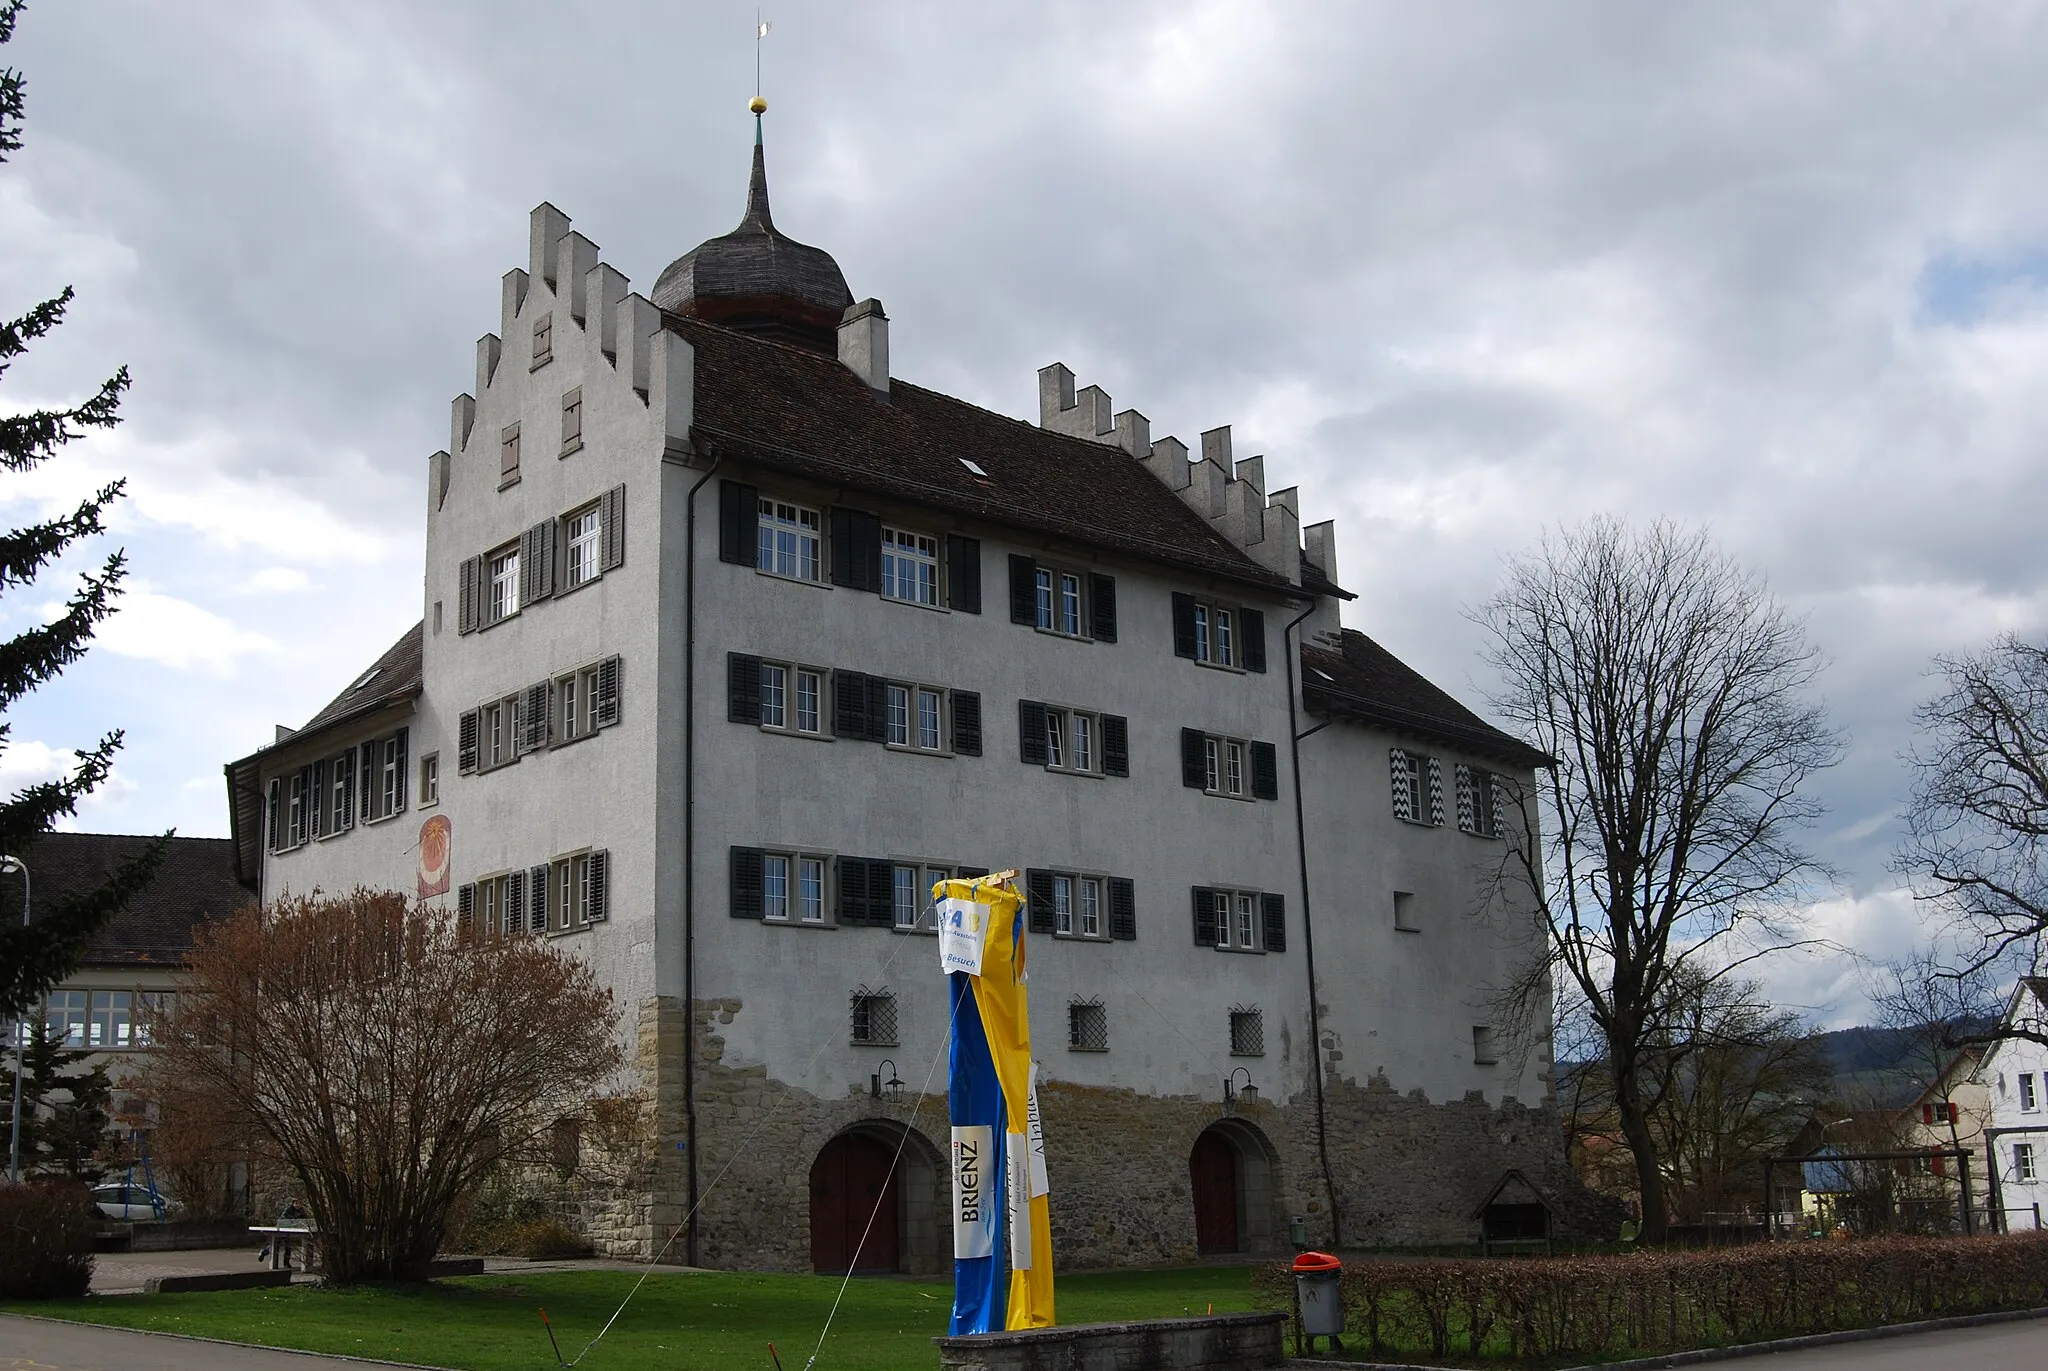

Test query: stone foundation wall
[558,995,1610,1267]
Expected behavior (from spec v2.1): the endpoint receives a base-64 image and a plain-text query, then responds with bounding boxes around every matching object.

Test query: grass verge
[4,1265,1260,1371]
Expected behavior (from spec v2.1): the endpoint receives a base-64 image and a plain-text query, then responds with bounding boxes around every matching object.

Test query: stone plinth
[934,1313,1286,1371]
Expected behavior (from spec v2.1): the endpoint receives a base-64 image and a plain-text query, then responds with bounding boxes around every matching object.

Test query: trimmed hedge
[1254,1233,2048,1362]
[0,1179,96,1299]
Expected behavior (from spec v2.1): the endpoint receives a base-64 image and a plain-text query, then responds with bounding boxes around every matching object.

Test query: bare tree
[1898,635,2048,1045]
[142,890,622,1283]
[1474,518,1839,1241]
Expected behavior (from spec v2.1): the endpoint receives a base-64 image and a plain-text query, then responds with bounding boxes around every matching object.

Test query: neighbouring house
[1977,978,2048,1232]
[1894,1046,1991,1231]
[221,112,1594,1271]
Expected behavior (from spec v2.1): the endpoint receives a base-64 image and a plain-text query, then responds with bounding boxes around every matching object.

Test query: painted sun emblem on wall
[418,814,451,899]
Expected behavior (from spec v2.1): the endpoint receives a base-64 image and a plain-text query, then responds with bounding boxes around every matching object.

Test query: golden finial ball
[749,95,768,115]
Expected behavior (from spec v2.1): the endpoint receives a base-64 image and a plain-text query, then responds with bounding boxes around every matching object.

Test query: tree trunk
[1615,1073,1669,1243]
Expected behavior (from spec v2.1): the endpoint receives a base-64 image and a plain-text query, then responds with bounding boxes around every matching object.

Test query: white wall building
[1978,978,2048,1231]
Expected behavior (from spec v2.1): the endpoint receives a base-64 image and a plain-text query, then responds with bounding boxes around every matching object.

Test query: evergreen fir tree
[6,1019,112,1178]
[0,0,164,1021]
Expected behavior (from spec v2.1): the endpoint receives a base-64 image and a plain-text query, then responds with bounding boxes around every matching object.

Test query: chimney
[838,298,889,395]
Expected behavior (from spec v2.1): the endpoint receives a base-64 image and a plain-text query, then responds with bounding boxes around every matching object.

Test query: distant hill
[1809,1021,1997,1110]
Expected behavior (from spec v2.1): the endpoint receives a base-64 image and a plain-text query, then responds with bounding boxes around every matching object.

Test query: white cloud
[0,740,138,826]
[53,585,280,675]
[245,567,313,594]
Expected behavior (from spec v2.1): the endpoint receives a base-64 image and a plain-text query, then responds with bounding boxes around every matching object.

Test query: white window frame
[1043,868,1111,941]
[1029,561,1094,639]
[881,526,940,606]
[285,770,309,848]
[1213,889,1264,952]
[2018,1142,2038,1183]
[892,862,951,932]
[761,850,829,925]
[418,753,439,808]
[1189,599,1237,668]
[757,497,822,582]
[1043,706,1101,776]
[563,504,601,590]
[1199,733,1251,799]
[328,753,353,832]
[1079,876,1102,938]
[379,735,403,817]
[487,543,521,623]
[44,989,87,1046]
[2023,1073,2039,1113]
[482,696,519,770]
[1053,874,1074,935]
[762,663,788,730]
[88,990,134,1050]
[883,681,948,755]
[552,852,595,932]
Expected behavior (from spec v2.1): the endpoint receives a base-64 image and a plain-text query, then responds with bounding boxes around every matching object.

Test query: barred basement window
[1068,999,1108,1052]
[1229,1006,1265,1058]
[850,987,898,1046]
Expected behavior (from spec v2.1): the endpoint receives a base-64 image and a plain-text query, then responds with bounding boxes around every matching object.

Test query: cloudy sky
[4,2,2045,1024]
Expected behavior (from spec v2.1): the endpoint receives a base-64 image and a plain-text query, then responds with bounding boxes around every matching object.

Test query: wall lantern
[1224,1067,1257,1111]
[870,1059,904,1102]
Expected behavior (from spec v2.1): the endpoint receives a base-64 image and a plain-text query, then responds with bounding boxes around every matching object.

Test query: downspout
[681,447,723,1268]
[1284,600,1344,1246]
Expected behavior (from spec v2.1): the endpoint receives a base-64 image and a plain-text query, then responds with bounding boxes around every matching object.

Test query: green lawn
[5,1266,1262,1371]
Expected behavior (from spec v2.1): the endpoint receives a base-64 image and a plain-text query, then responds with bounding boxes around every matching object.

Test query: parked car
[91,1182,177,1222]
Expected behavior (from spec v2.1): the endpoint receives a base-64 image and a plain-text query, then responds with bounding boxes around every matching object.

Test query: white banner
[1006,1133,1033,1271]
[1025,1063,1050,1198]
[938,898,989,977]
[951,1125,994,1259]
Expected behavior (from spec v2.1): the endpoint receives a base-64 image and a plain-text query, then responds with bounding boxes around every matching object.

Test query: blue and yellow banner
[938,873,1054,1333]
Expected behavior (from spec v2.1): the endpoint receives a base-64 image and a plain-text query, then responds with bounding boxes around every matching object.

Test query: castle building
[223,115,1578,1270]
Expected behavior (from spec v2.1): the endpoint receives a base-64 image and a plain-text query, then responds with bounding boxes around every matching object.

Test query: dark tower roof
[651,119,853,353]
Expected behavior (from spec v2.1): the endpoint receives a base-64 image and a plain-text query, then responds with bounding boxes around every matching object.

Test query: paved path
[87,1246,702,1294]
[0,1315,427,1370]
[1696,1317,2048,1369]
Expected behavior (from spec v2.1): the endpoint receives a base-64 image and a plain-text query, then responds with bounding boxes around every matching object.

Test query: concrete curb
[143,1271,292,1294]
[1281,1301,2048,1370]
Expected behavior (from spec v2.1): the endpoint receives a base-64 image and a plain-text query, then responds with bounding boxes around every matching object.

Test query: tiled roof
[26,832,252,966]
[1301,629,1550,770]
[295,621,424,738]
[672,317,1298,594]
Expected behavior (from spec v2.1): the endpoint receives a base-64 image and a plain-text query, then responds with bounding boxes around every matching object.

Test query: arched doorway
[808,1122,947,1275]
[1188,1120,1283,1255]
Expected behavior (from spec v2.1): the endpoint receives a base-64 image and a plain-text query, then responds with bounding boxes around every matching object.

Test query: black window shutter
[1026,868,1056,935]
[837,856,870,925]
[265,779,281,852]
[867,858,896,928]
[1192,887,1218,947]
[718,480,757,565]
[1018,700,1048,765]
[1250,741,1279,800]
[358,742,375,820]
[529,864,551,931]
[524,681,553,750]
[1261,892,1286,953]
[588,849,609,921]
[1180,728,1207,789]
[521,522,550,604]
[308,761,326,839]
[952,690,982,756]
[728,653,763,724]
[506,869,525,935]
[1241,607,1267,673]
[1171,592,1197,658]
[834,670,869,739]
[957,865,989,879]
[1008,554,1036,624]
[1109,877,1137,941]
[865,676,890,742]
[456,883,476,932]
[335,753,352,831]
[458,556,481,634]
[536,517,557,597]
[1101,714,1129,777]
[393,728,408,811]
[594,656,621,727]
[947,535,982,613]
[731,847,765,919]
[1089,573,1117,642]
[602,484,627,571]
[830,507,881,591]
[829,507,856,587]
[458,710,479,773]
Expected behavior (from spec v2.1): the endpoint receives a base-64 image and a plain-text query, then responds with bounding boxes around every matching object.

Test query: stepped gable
[675,317,1293,593]
[1302,628,1549,767]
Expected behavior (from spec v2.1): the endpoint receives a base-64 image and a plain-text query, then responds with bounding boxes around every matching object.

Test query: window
[918,688,942,751]
[379,735,404,816]
[1009,557,1116,640]
[1030,704,1113,776]
[551,657,622,745]
[761,853,826,923]
[532,311,552,366]
[1068,1000,1108,1052]
[1183,730,1277,799]
[1026,868,1131,942]
[1193,885,1286,953]
[2017,1143,2039,1183]
[1190,603,1234,666]
[1458,765,1500,837]
[475,872,525,938]
[419,753,439,808]
[1034,567,1053,629]
[44,990,87,1046]
[762,664,788,729]
[881,527,939,605]
[850,988,899,1046]
[1060,573,1082,635]
[329,753,354,832]
[488,544,521,623]
[883,682,947,754]
[482,697,518,770]
[1229,1006,1265,1058]
[1079,876,1101,938]
[763,855,790,922]
[2023,1074,2039,1112]
[564,506,601,589]
[796,670,822,734]
[560,388,582,453]
[1045,709,1065,769]
[500,423,521,486]
[286,770,309,848]
[1390,749,1443,825]
[757,498,822,581]
[887,684,909,746]
[1473,1026,1498,1066]
[88,991,134,1049]
[891,863,950,931]
[1171,594,1265,671]
[1216,891,1256,950]
[1393,890,1418,932]
[1053,875,1073,934]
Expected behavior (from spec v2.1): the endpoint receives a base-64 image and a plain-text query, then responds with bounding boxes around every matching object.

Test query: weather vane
[752,14,771,117]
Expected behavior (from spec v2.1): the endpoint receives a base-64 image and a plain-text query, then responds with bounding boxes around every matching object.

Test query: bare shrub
[0,1179,96,1299]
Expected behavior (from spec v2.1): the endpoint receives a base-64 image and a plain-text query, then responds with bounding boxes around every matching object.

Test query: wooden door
[1190,1130,1240,1254]
[810,1132,902,1273]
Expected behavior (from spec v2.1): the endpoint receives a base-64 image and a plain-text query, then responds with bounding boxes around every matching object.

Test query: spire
[743,110,774,232]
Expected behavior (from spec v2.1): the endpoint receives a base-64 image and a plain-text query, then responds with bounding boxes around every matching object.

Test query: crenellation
[1303,519,1344,643]
[1143,434,1190,492]
[1267,485,1299,517]
[589,263,630,361]
[1253,498,1300,581]
[1113,408,1149,459]
[427,450,450,515]
[559,231,600,325]
[450,393,475,456]
[475,334,501,396]
[1036,362,1075,427]
[529,202,571,288]
[499,268,528,345]
[1233,455,1265,496]
[620,293,660,399]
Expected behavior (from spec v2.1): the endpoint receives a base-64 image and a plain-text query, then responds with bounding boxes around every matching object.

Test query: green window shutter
[1250,741,1279,800]
[529,864,551,932]
[1180,728,1207,789]
[947,536,982,613]
[1171,593,1197,658]
[952,690,982,756]
[1101,714,1129,777]
[1261,892,1286,953]
[1240,607,1267,672]
[718,480,757,565]
[1108,877,1137,941]
[1008,554,1036,624]
[1026,868,1056,935]
[731,847,765,919]
[1088,573,1117,642]
[601,484,626,571]
[728,654,763,725]
[1018,700,1049,765]
[458,711,479,773]
[1191,887,1218,947]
